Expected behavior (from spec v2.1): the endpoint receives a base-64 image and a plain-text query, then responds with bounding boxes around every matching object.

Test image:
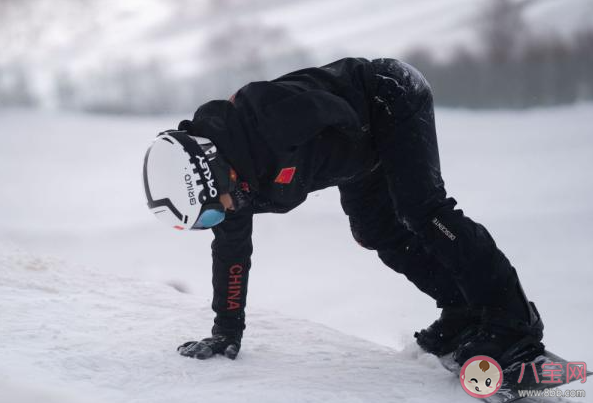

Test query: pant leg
[370,58,525,312]
[338,166,466,308]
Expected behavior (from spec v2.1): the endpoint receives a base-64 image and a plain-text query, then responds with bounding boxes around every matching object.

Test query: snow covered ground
[1,104,592,401]
[0,246,465,403]
[1,245,588,403]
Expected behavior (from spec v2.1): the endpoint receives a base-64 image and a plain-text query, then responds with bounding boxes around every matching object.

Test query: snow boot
[454,280,544,367]
[414,306,481,356]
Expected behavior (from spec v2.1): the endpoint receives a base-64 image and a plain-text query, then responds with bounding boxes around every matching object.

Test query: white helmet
[143,130,233,230]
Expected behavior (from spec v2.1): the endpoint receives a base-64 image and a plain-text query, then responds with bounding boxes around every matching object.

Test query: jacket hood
[179,100,260,191]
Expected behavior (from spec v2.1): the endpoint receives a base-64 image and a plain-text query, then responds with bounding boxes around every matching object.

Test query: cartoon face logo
[460,356,503,398]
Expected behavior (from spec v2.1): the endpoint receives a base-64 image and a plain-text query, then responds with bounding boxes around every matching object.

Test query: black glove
[178,334,241,360]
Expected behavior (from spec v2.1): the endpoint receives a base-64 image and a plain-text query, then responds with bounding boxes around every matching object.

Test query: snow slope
[0,104,592,400]
[1,245,474,403]
[1,105,592,349]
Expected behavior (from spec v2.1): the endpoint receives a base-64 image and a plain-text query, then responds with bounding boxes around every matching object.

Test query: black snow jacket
[180,57,383,336]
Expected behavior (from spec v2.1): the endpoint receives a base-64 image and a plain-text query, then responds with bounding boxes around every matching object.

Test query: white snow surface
[0,245,465,403]
[1,104,592,401]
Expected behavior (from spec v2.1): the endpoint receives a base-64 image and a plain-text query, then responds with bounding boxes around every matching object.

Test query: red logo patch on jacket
[274,167,296,184]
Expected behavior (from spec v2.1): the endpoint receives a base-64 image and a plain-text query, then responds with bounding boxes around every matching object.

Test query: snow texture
[0,245,469,403]
[0,104,592,401]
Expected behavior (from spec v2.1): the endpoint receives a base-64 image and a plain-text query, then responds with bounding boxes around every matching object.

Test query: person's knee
[398,61,433,118]
[372,58,433,119]
[401,60,432,98]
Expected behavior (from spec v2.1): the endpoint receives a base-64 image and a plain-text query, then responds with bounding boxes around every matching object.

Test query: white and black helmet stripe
[143,148,184,220]
[162,130,220,205]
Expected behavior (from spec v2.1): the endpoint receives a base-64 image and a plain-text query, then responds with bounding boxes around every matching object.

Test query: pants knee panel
[371,58,433,120]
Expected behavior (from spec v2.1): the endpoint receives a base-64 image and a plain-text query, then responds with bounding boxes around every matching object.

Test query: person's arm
[211,206,253,336]
[178,207,254,360]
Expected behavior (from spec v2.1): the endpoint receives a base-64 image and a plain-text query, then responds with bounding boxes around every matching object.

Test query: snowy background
[1,0,593,402]
[2,0,593,111]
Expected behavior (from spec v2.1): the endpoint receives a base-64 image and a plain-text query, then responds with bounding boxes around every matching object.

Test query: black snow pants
[339,58,521,309]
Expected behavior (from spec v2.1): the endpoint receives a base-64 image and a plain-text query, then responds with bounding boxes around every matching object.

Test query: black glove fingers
[224,343,240,360]
[178,340,214,359]
[178,335,241,360]
[177,341,197,352]
[193,344,215,360]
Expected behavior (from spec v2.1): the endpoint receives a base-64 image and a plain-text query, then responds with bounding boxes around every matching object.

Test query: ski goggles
[193,203,226,229]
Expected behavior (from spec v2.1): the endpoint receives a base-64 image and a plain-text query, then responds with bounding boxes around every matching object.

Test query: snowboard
[440,350,591,403]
